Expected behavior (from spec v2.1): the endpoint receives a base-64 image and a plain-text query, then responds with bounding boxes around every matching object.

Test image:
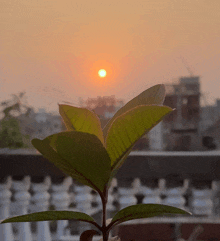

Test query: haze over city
[1,0,220,113]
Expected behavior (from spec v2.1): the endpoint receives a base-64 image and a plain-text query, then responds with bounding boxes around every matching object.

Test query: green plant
[1,84,191,241]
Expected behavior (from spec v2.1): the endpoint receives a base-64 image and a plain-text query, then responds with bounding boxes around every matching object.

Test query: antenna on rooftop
[179,56,194,77]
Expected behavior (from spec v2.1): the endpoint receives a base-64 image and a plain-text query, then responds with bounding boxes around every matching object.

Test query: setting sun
[98,69,107,78]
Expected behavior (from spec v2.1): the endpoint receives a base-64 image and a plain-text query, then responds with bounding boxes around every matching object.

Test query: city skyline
[1,1,220,113]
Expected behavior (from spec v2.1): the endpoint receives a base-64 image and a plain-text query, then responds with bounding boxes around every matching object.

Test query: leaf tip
[31,138,41,146]
[0,218,10,224]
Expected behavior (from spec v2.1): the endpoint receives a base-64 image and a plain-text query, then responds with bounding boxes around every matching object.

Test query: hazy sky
[1,0,220,113]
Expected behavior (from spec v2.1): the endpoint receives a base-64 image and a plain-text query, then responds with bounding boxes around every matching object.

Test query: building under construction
[163,76,202,151]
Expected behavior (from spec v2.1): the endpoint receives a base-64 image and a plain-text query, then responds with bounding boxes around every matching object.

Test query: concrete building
[163,76,202,151]
[200,99,220,132]
[200,99,220,150]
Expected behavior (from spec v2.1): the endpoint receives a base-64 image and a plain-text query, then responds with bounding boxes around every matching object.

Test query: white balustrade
[75,185,93,234]
[107,178,117,213]
[12,176,32,241]
[75,185,92,214]
[118,180,137,209]
[110,178,120,211]
[0,176,219,240]
[0,176,14,241]
[143,186,161,204]
[90,190,102,211]
[132,178,142,195]
[158,178,167,205]
[164,187,185,209]
[182,179,190,193]
[51,176,72,240]
[191,188,213,216]
[31,176,51,241]
[212,180,220,216]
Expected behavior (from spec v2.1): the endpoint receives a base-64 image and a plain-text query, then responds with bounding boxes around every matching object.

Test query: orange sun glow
[98,69,107,78]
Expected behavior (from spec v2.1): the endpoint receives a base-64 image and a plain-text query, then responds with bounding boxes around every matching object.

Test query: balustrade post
[132,178,142,195]
[158,178,167,205]
[12,176,32,241]
[163,177,186,209]
[118,179,136,209]
[182,179,192,212]
[90,190,101,210]
[143,185,161,205]
[0,176,14,241]
[106,178,117,218]
[164,187,185,209]
[75,185,92,213]
[110,178,120,211]
[212,180,220,216]
[132,178,145,204]
[75,185,92,234]
[51,176,72,240]
[32,176,51,241]
[191,188,213,216]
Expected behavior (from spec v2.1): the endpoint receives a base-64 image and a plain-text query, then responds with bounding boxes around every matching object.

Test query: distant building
[200,99,220,150]
[200,99,220,132]
[163,76,202,151]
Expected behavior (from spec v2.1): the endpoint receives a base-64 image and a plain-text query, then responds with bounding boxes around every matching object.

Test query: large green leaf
[106,105,172,172]
[32,138,88,184]
[32,131,111,193]
[59,104,104,144]
[1,211,97,226]
[32,137,101,190]
[110,204,191,227]
[103,84,165,140]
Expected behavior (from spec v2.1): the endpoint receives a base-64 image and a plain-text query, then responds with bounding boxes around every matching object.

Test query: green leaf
[32,137,97,190]
[80,230,100,241]
[106,105,172,172]
[59,104,104,144]
[32,138,84,181]
[1,211,96,225]
[110,204,191,226]
[103,84,165,140]
[32,131,111,193]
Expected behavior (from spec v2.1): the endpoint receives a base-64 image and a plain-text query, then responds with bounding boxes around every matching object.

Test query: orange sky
[0,0,220,112]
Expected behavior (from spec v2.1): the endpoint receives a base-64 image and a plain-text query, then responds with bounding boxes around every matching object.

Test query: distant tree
[0,92,32,148]
[1,92,31,118]
[80,96,124,128]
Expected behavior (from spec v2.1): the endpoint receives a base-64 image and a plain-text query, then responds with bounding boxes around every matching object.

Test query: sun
[98,69,107,78]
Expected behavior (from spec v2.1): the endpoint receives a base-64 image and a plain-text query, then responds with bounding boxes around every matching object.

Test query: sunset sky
[1,0,220,113]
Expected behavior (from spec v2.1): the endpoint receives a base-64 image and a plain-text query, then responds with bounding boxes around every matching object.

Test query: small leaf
[59,104,104,144]
[110,204,191,226]
[1,211,95,224]
[32,131,111,193]
[103,84,165,140]
[106,105,172,173]
[80,230,100,241]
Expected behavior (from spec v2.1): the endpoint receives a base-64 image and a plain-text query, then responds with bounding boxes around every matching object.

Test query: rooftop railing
[1,150,220,240]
